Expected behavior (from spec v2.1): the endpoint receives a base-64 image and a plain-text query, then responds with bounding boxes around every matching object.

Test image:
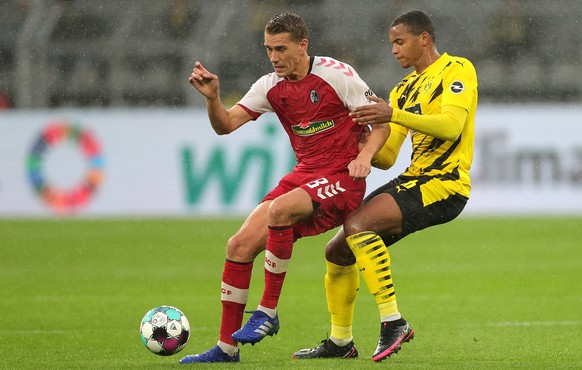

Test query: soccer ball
[139,305,190,356]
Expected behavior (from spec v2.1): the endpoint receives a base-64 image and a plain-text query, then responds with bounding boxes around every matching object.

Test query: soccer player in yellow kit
[293,9,478,362]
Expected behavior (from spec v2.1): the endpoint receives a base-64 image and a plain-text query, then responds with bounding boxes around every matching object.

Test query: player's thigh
[295,172,366,238]
[267,187,314,226]
[387,177,467,237]
[226,201,271,262]
[344,192,403,236]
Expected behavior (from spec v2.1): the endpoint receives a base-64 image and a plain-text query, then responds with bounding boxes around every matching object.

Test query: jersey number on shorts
[306,177,346,200]
[396,179,418,193]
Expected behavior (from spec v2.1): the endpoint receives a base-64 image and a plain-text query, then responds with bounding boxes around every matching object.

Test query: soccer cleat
[292,339,359,359]
[178,345,240,364]
[231,310,280,345]
[372,318,415,362]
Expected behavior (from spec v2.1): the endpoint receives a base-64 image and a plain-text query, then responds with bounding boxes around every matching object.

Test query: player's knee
[325,237,356,265]
[266,199,286,224]
[226,234,264,262]
[267,197,298,225]
[343,213,368,236]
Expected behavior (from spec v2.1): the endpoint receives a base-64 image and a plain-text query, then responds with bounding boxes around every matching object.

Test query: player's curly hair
[391,9,436,43]
[265,12,308,42]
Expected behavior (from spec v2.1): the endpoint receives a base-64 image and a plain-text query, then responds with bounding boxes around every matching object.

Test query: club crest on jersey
[310,90,319,104]
[424,78,433,93]
[450,80,464,94]
[292,119,335,136]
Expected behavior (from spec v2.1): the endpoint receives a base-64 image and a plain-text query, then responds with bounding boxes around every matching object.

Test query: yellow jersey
[386,52,478,198]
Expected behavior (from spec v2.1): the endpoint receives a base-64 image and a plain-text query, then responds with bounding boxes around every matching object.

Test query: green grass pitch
[1,216,581,369]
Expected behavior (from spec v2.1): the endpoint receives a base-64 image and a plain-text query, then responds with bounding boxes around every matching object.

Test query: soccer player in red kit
[179,12,390,364]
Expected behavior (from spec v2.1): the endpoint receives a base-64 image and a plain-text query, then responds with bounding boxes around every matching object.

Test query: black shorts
[364,175,468,246]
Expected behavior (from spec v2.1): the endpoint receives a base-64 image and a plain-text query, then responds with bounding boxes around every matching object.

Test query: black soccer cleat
[293,339,359,359]
[372,318,414,362]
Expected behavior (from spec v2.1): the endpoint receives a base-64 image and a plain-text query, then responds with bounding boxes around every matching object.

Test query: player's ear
[300,38,308,53]
[420,31,430,47]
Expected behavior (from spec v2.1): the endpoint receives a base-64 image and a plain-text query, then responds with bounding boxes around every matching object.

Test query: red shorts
[262,171,366,239]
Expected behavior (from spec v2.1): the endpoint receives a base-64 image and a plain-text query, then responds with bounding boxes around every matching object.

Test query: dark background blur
[1,0,581,110]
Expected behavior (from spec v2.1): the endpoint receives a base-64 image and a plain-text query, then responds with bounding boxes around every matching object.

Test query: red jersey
[237,56,375,174]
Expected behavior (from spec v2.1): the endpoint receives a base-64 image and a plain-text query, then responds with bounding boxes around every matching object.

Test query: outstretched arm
[390,104,467,141]
[350,96,466,142]
[189,61,252,135]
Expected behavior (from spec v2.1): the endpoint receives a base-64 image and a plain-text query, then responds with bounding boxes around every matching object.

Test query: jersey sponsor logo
[310,89,319,104]
[291,119,335,136]
[450,80,464,94]
[405,102,422,115]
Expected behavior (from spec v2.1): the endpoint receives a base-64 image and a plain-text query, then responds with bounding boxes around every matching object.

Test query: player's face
[264,32,308,80]
[389,24,424,69]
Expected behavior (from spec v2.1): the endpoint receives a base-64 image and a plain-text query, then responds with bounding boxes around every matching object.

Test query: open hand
[349,96,393,125]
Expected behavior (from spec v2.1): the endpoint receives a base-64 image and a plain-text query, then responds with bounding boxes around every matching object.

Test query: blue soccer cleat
[231,310,280,345]
[179,345,240,364]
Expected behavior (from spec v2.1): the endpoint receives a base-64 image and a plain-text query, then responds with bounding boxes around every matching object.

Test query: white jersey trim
[310,56,375,110]
[237,56,375,115]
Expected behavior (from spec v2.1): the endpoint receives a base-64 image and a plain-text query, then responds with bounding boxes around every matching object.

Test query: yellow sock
[325,260,359,341]
[346,231,399,317]
[378,300,400,321]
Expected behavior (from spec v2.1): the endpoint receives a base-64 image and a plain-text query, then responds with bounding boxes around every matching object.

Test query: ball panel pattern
[139,305,190,356]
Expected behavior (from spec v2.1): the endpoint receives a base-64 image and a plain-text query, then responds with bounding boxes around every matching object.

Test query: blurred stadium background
[2,2,582,369]
[1,0,582,217]
[1,0,581,109]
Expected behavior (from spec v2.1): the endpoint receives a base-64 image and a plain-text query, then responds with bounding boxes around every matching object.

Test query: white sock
[380,312,402,322]
[217,341,238,356]
[330,336,353,347]
[257,305,277,318]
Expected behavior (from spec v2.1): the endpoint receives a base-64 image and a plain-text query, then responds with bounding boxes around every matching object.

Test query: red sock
[260,226,294,309]
[220,260,252,345]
